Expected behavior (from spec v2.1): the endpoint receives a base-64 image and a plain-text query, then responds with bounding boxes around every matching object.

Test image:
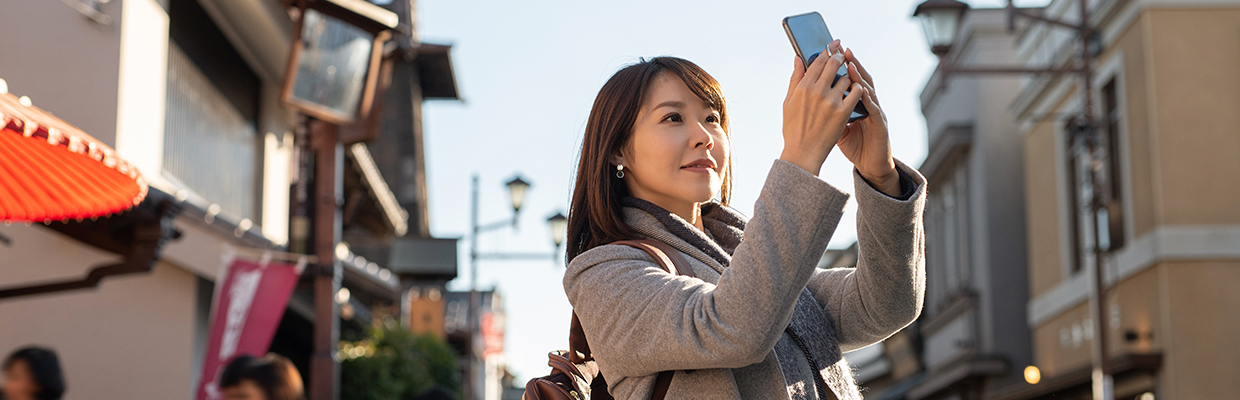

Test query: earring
[615,164,625,179]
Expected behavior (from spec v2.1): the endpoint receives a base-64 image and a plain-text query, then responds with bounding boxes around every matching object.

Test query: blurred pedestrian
[219,354,303,400]
[2,346,66,400]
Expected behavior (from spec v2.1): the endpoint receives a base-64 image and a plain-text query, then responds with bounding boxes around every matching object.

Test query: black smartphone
[782,11,868,122]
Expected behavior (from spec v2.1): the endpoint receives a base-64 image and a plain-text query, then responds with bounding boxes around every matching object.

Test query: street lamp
[505,176,530,225]
[912,0,968,56]
[913,1,1115,398]
[278,2,398,400]
[548,212,568,248]
[466,173,564,400]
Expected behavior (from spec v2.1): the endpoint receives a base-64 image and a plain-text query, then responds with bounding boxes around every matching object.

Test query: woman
[219,354,304,400]
[563,40,926,400]
[2,347,66,400]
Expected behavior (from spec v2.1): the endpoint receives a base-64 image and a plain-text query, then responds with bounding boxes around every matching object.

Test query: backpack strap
[569,239,695,400]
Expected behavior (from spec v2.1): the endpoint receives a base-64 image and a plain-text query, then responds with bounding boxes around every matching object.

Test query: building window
[164,0,262,220]
[1101,78,1125,251]
[1064,120,1085,275]
[926,158,971,312]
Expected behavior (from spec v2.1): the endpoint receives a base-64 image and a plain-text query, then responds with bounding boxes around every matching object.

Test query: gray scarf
[622,197,862,400]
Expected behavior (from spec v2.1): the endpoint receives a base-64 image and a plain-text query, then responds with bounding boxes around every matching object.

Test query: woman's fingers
[848,62,880,108]
[828,67,852,100]
[802,47,831,87]
[844,48,874,88]
[787,56,806,102]
[819,51,847,85]
[842,82,864,111]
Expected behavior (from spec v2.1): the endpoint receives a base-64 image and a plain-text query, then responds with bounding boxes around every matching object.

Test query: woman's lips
[681,166,713,174]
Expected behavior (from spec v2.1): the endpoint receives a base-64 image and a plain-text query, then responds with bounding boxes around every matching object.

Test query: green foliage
[341,321,460,400]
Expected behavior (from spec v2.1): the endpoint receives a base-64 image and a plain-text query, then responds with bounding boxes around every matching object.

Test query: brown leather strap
[610,239,697,279]
[569,239,694,400]
[651,371,674,400]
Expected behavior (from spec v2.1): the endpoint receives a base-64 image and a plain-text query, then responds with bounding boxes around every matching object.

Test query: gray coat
[564,158,927,399]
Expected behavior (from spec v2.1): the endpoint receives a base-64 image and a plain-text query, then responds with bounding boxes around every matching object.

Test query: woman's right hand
[780,40,864,176]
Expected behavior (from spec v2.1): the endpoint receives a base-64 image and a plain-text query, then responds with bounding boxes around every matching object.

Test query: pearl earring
[615,164,624,179]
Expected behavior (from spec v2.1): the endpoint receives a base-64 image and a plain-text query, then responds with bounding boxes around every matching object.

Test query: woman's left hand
[835,47,901,197]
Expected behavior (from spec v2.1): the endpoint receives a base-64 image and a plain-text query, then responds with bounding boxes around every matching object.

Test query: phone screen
[782,11,868,121]
[784,12,835,68]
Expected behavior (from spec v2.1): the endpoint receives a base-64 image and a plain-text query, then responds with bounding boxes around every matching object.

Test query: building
[914,7,1033,400]
[860,0,1240,399]
[849,7,1034,400]
[996,0,1240,398]
[0,0,456,397]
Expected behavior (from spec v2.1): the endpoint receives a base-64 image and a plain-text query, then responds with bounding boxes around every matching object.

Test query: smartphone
[782,11,868,122]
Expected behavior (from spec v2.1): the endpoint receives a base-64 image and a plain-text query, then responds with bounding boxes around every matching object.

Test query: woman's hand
[836,47,900,197]
[780,40,863,176]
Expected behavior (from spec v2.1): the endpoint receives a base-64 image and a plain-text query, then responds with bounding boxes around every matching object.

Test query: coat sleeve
[563,159,849,378]
[806,158,928,352]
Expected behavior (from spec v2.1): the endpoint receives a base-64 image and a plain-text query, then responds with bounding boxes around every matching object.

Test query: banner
[195,256,305,400]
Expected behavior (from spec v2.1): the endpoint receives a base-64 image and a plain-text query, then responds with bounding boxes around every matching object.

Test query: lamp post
[466,173,567,400]
[279,1,398,399]
[913,1,1115,399]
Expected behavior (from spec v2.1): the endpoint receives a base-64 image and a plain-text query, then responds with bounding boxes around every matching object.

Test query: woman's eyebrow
[651,100,685,111]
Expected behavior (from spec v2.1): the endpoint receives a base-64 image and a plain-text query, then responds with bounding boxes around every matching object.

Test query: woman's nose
[693,123,714,150]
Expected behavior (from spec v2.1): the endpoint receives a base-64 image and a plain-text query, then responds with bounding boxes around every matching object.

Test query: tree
[341,319,460,400]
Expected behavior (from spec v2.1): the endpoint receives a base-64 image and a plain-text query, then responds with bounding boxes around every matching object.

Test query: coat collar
[619,197,748,275]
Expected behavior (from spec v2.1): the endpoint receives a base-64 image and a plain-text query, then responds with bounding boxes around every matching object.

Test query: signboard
[194,257,305,400]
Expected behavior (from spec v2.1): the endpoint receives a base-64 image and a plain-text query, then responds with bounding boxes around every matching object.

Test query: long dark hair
[220,354,304,400]
[3,347,66,400]
[566,57,732,263]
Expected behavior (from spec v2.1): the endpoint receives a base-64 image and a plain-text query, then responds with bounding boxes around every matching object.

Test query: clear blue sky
[415,0,1040,383]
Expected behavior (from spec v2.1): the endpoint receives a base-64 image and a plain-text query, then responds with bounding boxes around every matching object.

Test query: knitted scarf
[622,197,862,400]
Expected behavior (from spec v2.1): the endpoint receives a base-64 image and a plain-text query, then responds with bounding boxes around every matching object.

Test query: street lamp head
[913,0,969,57]
[506,176,531,214]
[547,212,568,248]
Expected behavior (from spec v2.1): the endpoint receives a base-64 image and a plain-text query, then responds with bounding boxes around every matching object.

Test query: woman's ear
[609,152,626,169]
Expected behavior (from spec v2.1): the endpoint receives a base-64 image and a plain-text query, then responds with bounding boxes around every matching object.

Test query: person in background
[219,354,304,400]
[2,347,66,400]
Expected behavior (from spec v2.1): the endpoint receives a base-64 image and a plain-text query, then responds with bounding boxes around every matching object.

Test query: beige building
[0,0,453,398]
[999,0,1240,398]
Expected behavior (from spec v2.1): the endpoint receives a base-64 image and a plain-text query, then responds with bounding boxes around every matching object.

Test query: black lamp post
[913,0,1114,398]
[466,174,566,399]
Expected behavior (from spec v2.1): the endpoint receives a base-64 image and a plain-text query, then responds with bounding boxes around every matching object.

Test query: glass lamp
[913,0,969,56]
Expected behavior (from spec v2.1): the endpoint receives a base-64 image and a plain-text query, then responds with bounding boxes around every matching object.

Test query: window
[1101,79,1126,250]
[164,0,262,220]
[1064,120,1085,274]
[925,158,971,313]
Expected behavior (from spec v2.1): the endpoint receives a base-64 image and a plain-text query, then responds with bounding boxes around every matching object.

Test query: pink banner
[195,257,304,400]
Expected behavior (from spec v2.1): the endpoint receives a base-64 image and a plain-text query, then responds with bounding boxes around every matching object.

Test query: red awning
[0,84,147,223]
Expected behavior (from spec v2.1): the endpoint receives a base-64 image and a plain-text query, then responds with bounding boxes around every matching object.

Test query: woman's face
[2,360,38,400]
[223,380,268,400]
[617,72,729,210]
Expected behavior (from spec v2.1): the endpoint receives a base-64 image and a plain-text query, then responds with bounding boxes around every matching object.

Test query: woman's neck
[634,194,704,232]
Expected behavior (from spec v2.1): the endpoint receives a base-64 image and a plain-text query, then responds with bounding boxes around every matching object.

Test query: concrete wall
[1023,4,1240,399]
[1140,9,1240,226]
[0,225,199,400]
[0,0,123,147]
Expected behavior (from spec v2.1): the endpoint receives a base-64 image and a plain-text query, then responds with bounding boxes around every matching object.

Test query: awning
[0,79,147,223]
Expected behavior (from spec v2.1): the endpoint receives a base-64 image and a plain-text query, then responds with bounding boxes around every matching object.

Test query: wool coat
[563,158,927,399]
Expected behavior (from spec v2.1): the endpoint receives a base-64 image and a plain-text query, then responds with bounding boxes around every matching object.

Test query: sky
[414,0,1042,383]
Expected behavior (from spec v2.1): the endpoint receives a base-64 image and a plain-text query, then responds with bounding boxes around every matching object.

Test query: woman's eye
[662,113,682,123]
[706,114,719,123]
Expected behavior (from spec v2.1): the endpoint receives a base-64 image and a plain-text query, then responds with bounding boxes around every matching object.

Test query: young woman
[2,347,66,400]
[219,354,304,400]
[563,40,926,400]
